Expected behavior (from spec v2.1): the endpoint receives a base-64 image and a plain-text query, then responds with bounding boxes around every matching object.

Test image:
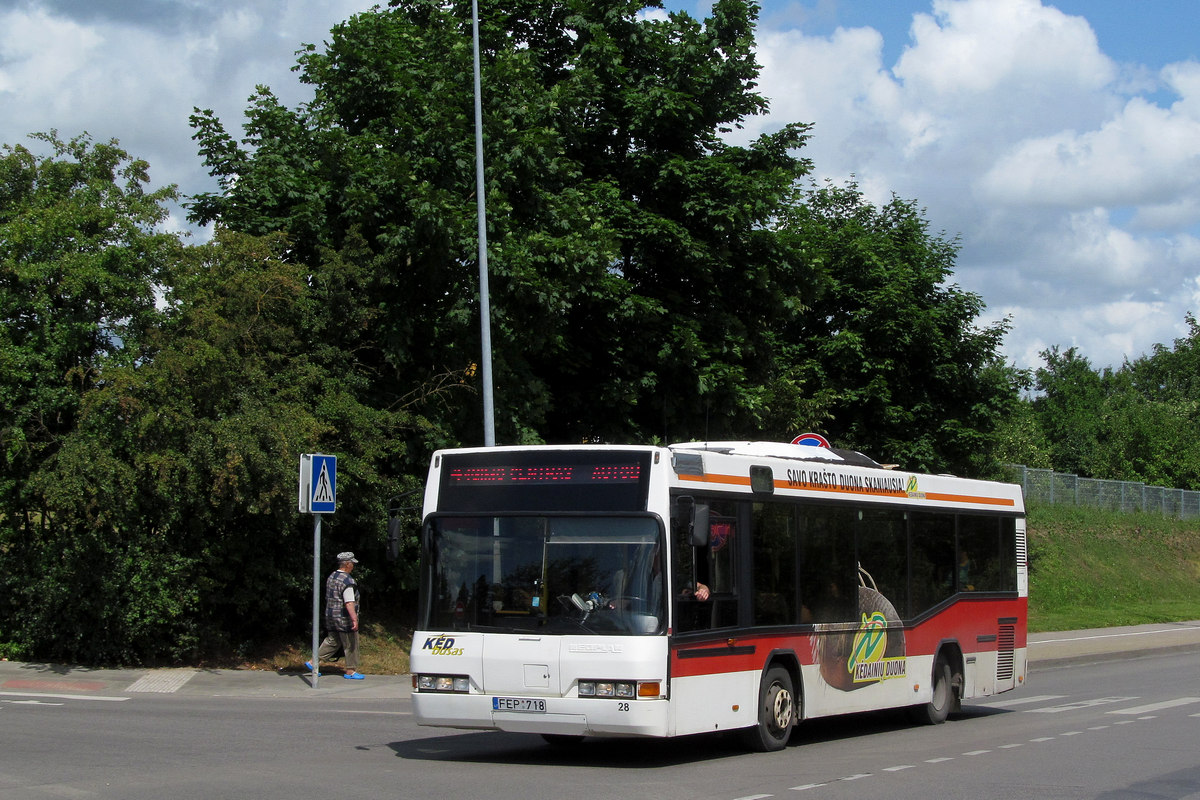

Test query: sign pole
[300,453,336,690]
[311,514,322,689]
[471,0,496,447]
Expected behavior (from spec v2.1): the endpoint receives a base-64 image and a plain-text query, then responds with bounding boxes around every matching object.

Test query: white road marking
[730,692,1200,800]
[1031,627,1200,645]
[0,691,127,702]
[984,694,1066,708]
[1028,696,1138,713]
[1107,697,1200,715]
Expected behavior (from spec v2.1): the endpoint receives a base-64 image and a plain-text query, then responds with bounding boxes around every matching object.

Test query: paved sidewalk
[1,621,1197,701]
[0,660,412,700]
[1028,619,1200,667]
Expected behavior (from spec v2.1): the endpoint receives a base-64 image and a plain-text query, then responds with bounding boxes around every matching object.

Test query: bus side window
[752,502,797,626]
[798,504,857,624]
[706,504,739,628]
[910,511,955,613]
[856,508,908,618]
[673,501,740,631]
[958,514,1014,592]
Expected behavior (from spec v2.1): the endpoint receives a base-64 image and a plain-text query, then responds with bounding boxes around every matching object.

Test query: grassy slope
[1027,503,1200,632]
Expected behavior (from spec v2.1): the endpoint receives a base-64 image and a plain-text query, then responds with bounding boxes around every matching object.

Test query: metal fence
[1006,465,1200,520]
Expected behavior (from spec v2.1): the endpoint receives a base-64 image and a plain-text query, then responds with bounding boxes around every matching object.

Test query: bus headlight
[415,674,471,693]
[578,679,656,699]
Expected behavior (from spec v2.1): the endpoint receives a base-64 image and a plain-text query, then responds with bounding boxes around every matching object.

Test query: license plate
[492,696,546,713]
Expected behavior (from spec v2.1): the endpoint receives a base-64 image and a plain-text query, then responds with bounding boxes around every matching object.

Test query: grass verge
[1027,502,1200,632]
[244,617,414,675]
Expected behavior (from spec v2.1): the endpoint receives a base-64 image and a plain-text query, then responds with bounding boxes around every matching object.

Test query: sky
[2,0,1199,374]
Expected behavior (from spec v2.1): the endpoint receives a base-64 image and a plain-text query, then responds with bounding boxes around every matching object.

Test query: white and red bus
[410,441,1027,751]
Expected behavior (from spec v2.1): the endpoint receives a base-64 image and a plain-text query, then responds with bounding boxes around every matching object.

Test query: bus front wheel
[740,665,796,752]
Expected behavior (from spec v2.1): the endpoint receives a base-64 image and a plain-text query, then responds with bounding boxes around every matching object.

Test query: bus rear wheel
[910,656,953,725]
[740,665,796,752]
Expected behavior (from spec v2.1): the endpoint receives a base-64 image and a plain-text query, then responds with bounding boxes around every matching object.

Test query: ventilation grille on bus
[1016,529,1028,569]
[997,624,1016,681]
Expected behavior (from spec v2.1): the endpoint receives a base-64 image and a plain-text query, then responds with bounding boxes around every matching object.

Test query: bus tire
[740,665,796,752]
[910,656,952,725]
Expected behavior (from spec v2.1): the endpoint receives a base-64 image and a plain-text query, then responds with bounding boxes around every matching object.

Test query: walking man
[308,551,365,680]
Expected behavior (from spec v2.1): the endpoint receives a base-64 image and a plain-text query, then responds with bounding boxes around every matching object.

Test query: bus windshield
[423,515,664,636]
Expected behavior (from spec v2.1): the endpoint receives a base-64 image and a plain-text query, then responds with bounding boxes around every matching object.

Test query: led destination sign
[447,463,641,486]
[437,450,651,512]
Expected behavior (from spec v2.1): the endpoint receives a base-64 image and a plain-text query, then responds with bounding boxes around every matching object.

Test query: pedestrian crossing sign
[299,453,337,514]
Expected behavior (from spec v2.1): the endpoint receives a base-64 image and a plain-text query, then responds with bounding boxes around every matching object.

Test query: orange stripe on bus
[678,473,753,486]
[679,473,1015,507]
[925,492,1015,507]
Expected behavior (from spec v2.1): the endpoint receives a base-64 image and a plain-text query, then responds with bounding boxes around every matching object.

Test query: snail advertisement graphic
[813,573,907,692]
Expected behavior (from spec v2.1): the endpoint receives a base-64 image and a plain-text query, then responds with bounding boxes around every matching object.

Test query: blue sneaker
[304,661,316,673]
[344,672,365,680]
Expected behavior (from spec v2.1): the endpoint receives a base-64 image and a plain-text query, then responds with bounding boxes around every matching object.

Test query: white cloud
[745,0,1200,370]
[0,1,368,205]
[979,95,1200,211]
[0,7,102,98]
[897,0,1114,98]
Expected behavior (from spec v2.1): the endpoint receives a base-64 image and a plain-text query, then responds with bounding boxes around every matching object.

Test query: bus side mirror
[673,496,710,547]
[387,515,402,562]
[690,502,710,548]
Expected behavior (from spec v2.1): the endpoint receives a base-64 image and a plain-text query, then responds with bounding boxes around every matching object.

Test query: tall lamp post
[471,0,496,446]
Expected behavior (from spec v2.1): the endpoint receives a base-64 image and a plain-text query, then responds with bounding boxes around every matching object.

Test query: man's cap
[337,551,358,563]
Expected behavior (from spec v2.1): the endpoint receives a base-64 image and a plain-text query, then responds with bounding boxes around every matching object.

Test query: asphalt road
[1,622,1197,800]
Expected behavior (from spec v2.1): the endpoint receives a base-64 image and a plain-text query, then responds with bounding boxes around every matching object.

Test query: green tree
[1032,346,1107,477]
[0,133,181,661]
[1094,317,1200,487]
[0,132,179,529]
[776,183,1020,474]
[189,0,814,450]
[5,228,435,663]
[991,398,1053,470]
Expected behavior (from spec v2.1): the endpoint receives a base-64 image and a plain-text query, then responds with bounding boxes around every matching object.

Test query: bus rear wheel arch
[910,645,962,725]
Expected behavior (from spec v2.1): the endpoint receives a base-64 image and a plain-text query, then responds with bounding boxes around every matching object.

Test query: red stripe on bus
[669,597,1028,679]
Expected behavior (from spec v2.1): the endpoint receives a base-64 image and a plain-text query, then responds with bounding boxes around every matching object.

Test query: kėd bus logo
[423,635,465,656]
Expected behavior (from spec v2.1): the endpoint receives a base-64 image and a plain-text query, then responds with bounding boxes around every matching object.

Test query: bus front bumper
[412,692,671,738]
